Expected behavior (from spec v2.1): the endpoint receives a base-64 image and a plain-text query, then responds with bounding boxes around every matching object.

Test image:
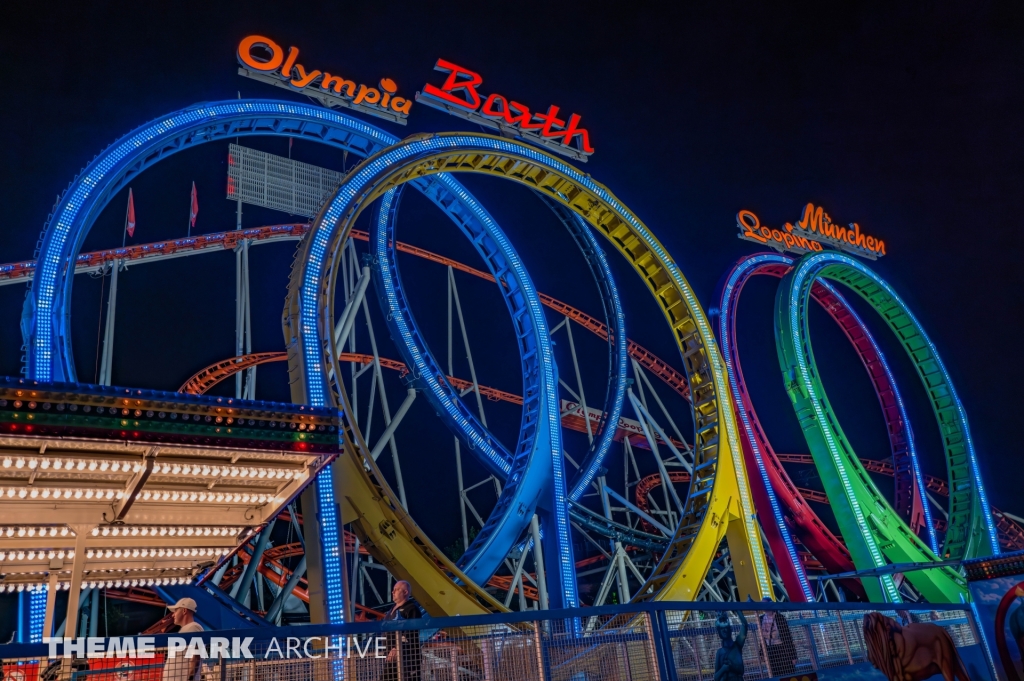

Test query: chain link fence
[0,604,984,681]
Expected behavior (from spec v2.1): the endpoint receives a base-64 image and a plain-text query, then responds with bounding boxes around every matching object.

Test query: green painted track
[774,252,997,602]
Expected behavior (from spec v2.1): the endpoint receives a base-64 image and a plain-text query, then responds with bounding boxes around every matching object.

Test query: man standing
[162,598,203,681]
[759,599,797,675]
[383,581,422,681]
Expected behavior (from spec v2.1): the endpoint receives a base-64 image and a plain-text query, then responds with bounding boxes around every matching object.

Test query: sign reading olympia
[236,35,413,125]
[737,203,886,259]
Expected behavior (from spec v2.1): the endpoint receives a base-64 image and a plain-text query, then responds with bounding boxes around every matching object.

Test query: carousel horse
[863,612,970,681]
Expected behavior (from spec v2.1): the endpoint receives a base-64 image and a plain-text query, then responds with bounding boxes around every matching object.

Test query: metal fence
[0,602,985,681]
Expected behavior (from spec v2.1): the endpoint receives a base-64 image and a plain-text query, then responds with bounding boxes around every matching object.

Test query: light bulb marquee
[0,379,337,593]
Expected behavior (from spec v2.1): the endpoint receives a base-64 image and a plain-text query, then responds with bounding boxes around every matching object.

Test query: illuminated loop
[716,252,936,602]
[368,185,570,595]
[776,251,997,602]
[24,100,521,622]
[370,188,627,504]
[289,131,773,602]
[536,195,628,500]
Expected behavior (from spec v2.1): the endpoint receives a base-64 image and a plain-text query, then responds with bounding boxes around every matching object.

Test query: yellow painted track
[284,132,772,615]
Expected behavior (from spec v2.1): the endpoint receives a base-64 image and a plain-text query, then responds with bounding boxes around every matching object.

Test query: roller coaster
[0,92,1012,639]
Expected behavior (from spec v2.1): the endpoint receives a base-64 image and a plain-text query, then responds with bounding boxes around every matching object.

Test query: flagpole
[122,190,130,248]
[188,182,195,237]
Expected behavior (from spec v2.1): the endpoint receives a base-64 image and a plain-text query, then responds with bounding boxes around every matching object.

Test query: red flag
[125,189,136,238]
[189,182,199,228]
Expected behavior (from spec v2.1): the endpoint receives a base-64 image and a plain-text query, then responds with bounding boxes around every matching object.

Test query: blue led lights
[559,210,628,502]
[304,140,581,609]
[370,186,551,587]
[29,588,46,642]
[30,102,571,621]
[813,278,939,557]
[791,252,997,559]
[29,100,415,385]
[718,253,814,602]
[783,257,903,602]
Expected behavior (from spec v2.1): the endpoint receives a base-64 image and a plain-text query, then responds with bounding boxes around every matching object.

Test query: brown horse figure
[863,612,971,681]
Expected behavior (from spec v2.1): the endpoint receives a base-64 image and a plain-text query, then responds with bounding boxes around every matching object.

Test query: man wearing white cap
[161,598,203,681]
[168,598,203,634]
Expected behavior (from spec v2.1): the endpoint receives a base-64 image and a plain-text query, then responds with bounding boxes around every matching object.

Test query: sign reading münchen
[737,203,886,259]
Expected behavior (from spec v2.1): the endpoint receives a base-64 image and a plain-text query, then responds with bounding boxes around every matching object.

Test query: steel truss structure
[283,129,773,620]
[6,94,1004,642]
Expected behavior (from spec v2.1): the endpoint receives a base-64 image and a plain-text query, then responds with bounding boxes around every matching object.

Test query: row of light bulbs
[138,490,275,504]
[1,456,300,479]
[90,526,241,537]
[2,487,122,500]
[1,526,73,538]
[0,525,243,539]
[85,547,229,559]
[0,550,75,561]
[0,487,275,505]
[0,576,191,593]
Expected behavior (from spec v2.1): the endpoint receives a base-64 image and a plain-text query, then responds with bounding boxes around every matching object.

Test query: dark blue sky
[0,1,1021,550]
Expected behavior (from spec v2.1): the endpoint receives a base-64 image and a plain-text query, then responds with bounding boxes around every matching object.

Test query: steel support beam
[231,519,276,606]
[98,262,120,386]
[266,555,306,624]
[529,515,549,610]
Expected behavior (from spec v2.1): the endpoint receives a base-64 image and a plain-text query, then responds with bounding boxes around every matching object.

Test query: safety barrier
[0,602,991,681]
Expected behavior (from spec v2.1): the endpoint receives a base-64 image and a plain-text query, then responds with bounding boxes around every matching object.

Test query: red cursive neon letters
[420,60,594,156]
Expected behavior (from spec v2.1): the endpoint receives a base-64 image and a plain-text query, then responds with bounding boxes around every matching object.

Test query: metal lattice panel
[227,144,345,219]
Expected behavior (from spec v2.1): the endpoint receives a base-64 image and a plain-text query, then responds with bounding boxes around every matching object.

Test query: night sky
[1,1,1022,591]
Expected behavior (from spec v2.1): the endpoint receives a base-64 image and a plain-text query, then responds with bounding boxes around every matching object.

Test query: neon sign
[236,35,413,125]
[416,60,594,162]
[737,203,886,259]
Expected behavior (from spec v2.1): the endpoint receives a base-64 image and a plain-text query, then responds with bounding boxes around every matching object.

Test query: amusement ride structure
[0,62,1015,642]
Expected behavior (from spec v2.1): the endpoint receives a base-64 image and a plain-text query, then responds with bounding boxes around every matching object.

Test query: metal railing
[0,601,984,681]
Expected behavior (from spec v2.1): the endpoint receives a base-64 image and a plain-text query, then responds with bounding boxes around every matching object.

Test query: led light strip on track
[715,252,936,601]
[368,185,569,598]
[287,130,772,604]
[25,99,770,621]
[534,194,628,500]
[23,100,516,622]
[775,251,998,602]
[368,185,628,586]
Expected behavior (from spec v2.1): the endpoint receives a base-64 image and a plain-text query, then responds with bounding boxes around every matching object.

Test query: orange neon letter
[290,65,322,88]
[321,73,356,97]
[390,97,412,115]
[422,59,483,110]
[238,35,284,72]
[737,210,767,243]
[281,47,299,79]
[796,203,823,234]
[354,85,381,105]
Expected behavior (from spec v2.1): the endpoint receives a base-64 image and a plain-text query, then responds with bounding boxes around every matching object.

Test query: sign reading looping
[737,203,885,259]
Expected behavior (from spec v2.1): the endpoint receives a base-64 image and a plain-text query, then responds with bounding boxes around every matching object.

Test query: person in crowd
[759,598,797,675]
[383,581,423,681]
[161,598,203,681]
